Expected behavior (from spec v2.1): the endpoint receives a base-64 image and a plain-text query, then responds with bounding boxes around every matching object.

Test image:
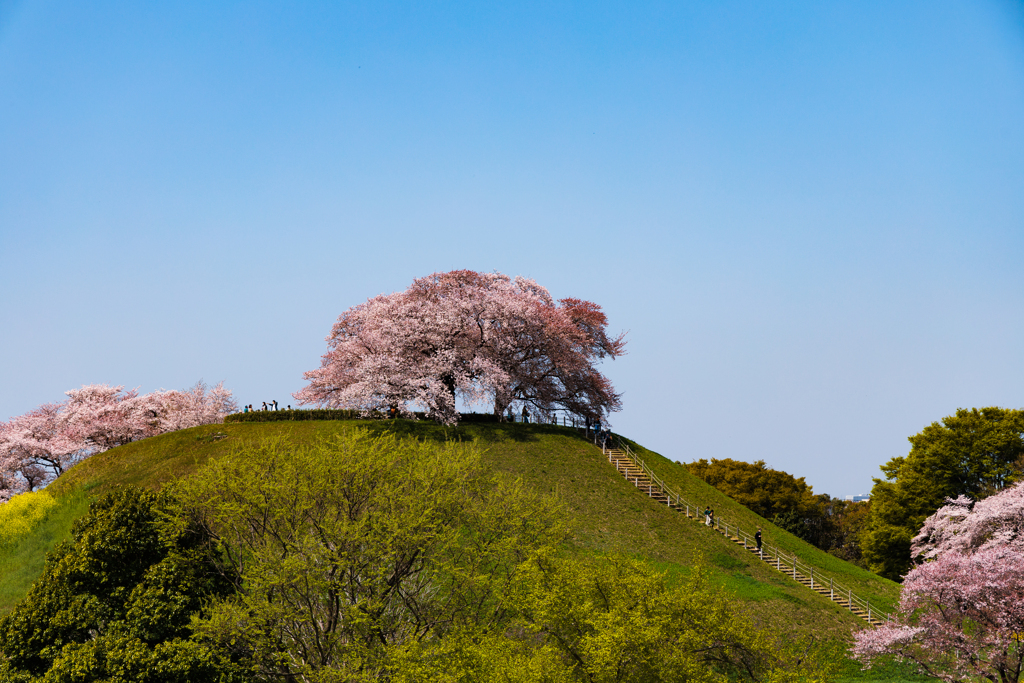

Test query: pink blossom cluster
[852,482,1024,683]
[912,483,1024,560]
[294,270,626,425]
[0,381,236,502]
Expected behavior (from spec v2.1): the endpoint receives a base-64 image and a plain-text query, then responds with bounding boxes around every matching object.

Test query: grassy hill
[0,419,921,681]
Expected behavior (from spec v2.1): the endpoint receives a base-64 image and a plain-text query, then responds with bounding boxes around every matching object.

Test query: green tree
[861,407,1024,580]
[174,430,835,682]
[686,458,820,522]
[390,555,839,683]
[686,458,834,545]
[821,498,870,566]
[0,487,241,682]
[171,430,567,682]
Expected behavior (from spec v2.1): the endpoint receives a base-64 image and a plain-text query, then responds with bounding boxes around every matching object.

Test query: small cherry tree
[852,481,1024,683]
[295,270,626,425]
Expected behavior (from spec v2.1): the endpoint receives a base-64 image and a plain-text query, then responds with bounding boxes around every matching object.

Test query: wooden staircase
[606,446,886,626]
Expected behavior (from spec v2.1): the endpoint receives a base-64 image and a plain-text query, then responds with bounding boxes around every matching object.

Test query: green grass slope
[2,421,900,646]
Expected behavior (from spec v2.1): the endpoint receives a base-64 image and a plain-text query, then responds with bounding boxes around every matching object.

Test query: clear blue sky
[2,1,1022,497]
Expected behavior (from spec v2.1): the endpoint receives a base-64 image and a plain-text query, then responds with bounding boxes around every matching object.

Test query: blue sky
[2,1,1022,497]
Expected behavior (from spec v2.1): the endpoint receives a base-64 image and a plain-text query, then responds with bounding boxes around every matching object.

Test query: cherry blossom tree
[911,483,1024,560]
[147,381,238,433]
[853,482,1024,683]
[2,402,84,496]
[61,384,150,452]
[0,381,236,500]
[294,270,626,424]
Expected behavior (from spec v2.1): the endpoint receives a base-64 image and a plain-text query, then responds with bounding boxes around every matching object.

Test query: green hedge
[224,409,505,424]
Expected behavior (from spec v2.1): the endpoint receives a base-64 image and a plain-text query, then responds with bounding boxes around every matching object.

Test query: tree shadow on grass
[358,420,596,446]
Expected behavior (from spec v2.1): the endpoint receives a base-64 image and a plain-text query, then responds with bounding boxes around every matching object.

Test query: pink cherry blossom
[1,381,236,500]
[912,482,1024,560]
[853,482,1024,683]
[294,270,626,425]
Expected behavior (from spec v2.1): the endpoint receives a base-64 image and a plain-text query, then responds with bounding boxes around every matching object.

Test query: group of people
[242,400,290,413]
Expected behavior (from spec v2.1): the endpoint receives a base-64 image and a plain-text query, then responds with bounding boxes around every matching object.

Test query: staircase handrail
[606,435,889,624]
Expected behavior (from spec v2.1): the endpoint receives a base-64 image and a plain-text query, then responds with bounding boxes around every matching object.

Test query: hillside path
[605,444,886,626]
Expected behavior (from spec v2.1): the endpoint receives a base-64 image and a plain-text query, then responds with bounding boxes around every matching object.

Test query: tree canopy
[294,270,626,425]
[861,407,1024,580]
[853,482,1024,683]
[0,382,236,502]
[170,431,833,682]
[0,487,241,683]
[686,458,820,522]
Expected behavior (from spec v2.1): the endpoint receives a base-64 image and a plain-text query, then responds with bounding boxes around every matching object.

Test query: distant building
[844,494,871,502]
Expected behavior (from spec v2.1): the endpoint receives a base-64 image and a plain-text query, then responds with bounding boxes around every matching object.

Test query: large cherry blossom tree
[852,482,1024,683]
[0,381,236,501]
[294,270,626,425]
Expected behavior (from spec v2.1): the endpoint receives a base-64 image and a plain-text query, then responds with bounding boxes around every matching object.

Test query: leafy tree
[508,555,838,683]
[0,486,241,682]
[852,482,1024,683]
[861,407,1024,580]
[685,458,820,521]
[686,458,830,543]
[294,270,626,425]
[821,498,871,566]
[173,430,831,682]
[391,555,839,683]
[171,430,567,681]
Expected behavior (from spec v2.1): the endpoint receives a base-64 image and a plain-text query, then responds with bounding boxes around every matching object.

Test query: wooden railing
[606,437,889,625]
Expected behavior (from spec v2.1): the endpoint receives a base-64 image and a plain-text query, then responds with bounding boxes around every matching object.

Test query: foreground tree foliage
[391,555,839,683]
[170,431,567,681]
[861,407,1024,580]
[173,432,835,682]
[0,487,242,682]
[294,270,626,425]
[2,430,838,682]
[853,481,1024,683]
